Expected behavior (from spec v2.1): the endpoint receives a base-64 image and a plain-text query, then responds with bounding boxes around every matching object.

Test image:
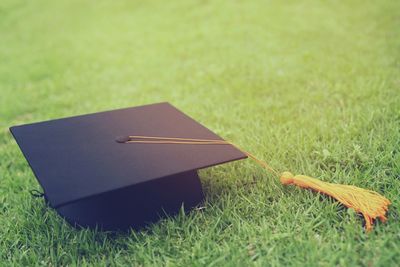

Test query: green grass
[1,0,400,266]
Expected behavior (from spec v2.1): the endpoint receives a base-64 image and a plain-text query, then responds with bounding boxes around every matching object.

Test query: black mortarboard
[10,102,246,230]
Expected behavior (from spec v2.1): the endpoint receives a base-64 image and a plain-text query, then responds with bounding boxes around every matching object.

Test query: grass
[1,0,400,266]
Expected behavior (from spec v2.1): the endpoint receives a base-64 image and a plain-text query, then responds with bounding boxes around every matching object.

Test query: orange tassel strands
[118,135,391,231]
[280,172,391,231]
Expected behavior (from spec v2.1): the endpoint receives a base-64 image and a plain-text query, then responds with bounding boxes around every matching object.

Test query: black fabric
[10,103,246,208]
[57,171,204,230]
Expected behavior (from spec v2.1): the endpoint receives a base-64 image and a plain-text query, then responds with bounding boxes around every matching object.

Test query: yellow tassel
[280,172,391,231]
[117,135,392,231]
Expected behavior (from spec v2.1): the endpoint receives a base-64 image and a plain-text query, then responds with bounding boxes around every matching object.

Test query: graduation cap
[10,102,390,232]
[10,103,246,230]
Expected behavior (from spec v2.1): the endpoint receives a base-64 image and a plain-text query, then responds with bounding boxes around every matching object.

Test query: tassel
[280,172,391,231]
[117,135,391,231]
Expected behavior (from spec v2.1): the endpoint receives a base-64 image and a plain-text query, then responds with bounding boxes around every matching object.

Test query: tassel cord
[126,135,279,177]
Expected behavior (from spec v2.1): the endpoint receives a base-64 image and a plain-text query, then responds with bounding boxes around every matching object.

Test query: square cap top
[10,103,246,208]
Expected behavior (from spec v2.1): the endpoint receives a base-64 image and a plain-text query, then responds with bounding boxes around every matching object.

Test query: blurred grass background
[1,0,399,266]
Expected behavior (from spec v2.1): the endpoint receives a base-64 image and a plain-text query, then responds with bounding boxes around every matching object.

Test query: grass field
[1,0,400,266]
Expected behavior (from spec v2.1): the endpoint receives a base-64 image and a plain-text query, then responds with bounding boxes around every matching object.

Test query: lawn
[1,0,399,266]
